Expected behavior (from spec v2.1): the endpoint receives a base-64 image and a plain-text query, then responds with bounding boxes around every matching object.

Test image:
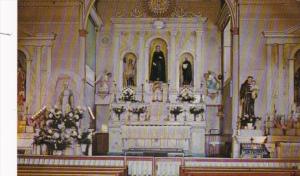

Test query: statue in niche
[182,57,193,85]
[17,64,26,108]
[58,82,74,115]
[123,53,137,87]
[240,76,259,128]
[150,45,166,82]
[17,51,27,121]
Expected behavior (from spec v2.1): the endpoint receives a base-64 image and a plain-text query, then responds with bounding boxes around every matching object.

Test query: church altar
[109,96,207,156]
[102,16,213,156]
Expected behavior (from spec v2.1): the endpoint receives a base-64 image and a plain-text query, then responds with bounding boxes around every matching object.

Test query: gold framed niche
[179,52,194,87]
[123,52,137,87]
[149,38,168,83]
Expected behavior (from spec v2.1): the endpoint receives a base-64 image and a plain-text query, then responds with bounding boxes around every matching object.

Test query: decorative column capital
[231,27,239,35]
[79,29,88,37]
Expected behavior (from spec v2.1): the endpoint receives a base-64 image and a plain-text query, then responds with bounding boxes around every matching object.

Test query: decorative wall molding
[18,0,82,7]
[18,33,56,46]
[111,17,207,32]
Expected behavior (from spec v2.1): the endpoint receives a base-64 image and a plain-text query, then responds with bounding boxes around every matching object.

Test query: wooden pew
[18,165,128,176]
[180,166,300,176]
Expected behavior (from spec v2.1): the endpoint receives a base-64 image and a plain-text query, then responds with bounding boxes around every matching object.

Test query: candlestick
[166,81,170,103]
[141,83,144,103]
[113,82,117,103]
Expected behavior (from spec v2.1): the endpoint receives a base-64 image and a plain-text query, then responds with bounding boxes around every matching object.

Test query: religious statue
[150,45,166,82]
[17,67,26,107]
[240,76,259,128]
[182,57,192,85]
[124,57,136,87]
[152,81,163,102]
[58,83,74,115]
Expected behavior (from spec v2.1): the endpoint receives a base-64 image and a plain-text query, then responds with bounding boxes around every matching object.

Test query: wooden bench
[18,165,128,176]
[180,166,300,176]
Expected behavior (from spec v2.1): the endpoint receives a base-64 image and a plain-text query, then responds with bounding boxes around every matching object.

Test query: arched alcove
[122,52,137,87]
[17,50,27,120]
[149,38,168,83]
[179,52,194,87]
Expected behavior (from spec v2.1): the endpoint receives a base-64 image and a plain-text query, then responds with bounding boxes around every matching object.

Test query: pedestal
[189,122,206,156]
[108,123,122,154]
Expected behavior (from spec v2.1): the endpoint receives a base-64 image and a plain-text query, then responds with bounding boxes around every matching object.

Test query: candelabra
[166,81,170,103]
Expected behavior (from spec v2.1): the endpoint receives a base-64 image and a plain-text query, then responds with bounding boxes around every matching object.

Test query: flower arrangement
[119,88,136,102]
[33,106,89,154]
[170,106,183,121]
[112,106,126,121]
[129,106,147,121]
[190,106,205,121]
[177,89,195,102]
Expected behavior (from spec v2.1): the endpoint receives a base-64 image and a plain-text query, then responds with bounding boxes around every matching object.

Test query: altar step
[18,124,35,155]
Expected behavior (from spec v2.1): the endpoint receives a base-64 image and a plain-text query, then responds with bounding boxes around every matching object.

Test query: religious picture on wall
[180,53,193,86]
[204,71,220,96]
[149,38,167,83]
[240,76,259,128]
[123,53,137,87]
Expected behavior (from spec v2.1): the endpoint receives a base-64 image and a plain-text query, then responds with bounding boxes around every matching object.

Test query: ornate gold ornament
[143,0,176,17]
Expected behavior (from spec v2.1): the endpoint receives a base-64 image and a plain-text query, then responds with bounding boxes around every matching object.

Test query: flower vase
[35,144,41,155]
[41,144,47,155]
[53,150,63,156]
[63,145,74,156]
[74,144,82,156]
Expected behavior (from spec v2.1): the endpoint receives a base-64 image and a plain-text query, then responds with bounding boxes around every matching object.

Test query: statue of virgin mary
[58,83,74,115]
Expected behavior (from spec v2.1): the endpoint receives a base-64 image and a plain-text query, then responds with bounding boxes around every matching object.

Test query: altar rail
[18,155,300,176]
[18,165,128,176]
[180,166,300,176]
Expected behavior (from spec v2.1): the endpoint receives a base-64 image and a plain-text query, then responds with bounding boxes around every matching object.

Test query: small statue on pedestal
[240,76,260,129]
[152,81,163,102]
